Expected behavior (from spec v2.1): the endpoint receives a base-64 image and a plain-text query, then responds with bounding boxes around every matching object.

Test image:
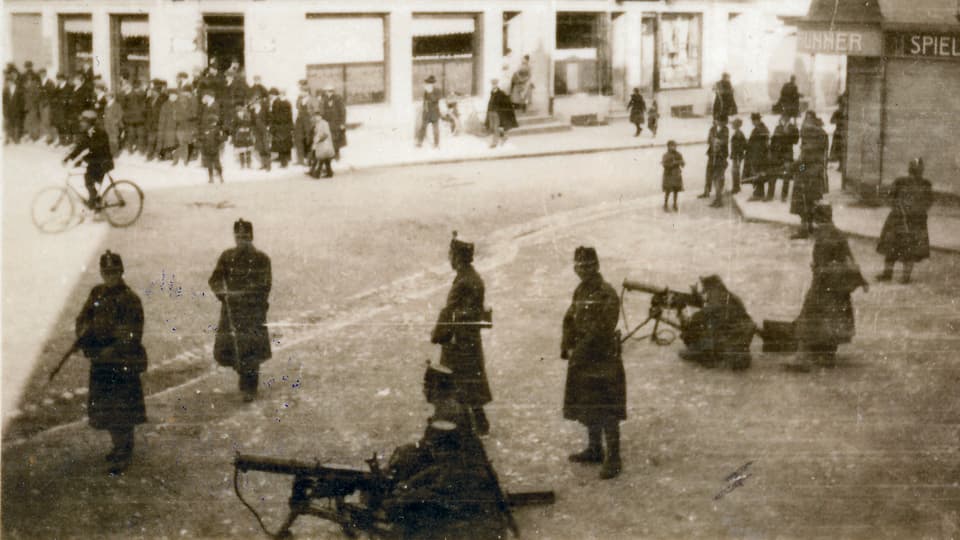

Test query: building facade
[5,0,813,128]
[791,0,960,197]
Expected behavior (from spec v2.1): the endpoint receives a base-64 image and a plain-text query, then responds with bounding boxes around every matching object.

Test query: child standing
[232,106,255,169]
[647,99,660,137]
[661,140,684,211]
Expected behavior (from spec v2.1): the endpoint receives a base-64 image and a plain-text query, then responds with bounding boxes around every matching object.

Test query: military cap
[79,110,97,120]
[234,218,254,238]
[100,250,124,272]
[574,246,599,265]
[812,203,833,223]
[667,139,677,148]
[449,231,474,263]
[424,75,437,84]
[699,274,724,290]
[909,157,924,176]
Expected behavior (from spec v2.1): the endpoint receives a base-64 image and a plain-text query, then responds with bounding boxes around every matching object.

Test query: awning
[412,17,474,37]
[63,17,92,34]
[120,19,149,38]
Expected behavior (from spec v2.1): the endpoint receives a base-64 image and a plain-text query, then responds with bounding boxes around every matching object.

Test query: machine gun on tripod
[618,279,703,345]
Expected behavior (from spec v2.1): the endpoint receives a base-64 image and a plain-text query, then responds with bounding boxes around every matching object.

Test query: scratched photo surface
[3,0,960,538]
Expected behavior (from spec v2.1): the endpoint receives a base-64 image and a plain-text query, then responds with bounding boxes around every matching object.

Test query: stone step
[515,114,556,126]
[510,121,572,136]
[607,110,630,122]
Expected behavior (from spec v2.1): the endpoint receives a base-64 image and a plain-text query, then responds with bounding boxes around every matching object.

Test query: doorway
[203,15,244,71]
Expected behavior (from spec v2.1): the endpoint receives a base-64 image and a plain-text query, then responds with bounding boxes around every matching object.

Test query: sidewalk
[732,168,960,253]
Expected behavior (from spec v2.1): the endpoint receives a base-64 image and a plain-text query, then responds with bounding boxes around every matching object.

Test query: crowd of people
[3,59,348,182]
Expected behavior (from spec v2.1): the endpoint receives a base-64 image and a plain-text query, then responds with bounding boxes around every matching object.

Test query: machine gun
[619,279,704,345]
[233,452,554,539]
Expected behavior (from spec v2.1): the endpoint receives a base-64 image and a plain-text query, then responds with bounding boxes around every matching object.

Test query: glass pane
[659,13,701,90]
[345,63,385,105]
[443,58,473,97]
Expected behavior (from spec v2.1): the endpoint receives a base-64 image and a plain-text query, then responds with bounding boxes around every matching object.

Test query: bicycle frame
[64,169,119,207]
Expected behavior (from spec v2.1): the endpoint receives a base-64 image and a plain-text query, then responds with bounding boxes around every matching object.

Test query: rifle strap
[233,466,289,540]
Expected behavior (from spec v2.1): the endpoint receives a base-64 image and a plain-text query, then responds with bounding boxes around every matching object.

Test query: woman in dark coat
[75,251,147,474]
[562,247,625,480]
[661,140,684,211]
[627,87,646,137]
[876,158,933,284]
[795,204,868,367]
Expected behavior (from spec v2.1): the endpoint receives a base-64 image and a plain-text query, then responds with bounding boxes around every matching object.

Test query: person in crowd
[52,73,70,145]
[767,115,799,202]
[416,75,443,149]
[208,219,272,402]
[3,73,25,144]
[250,98,272,171]
[830,91,847,169]
[39,68,57,144]
[21,61,43,141]
[269,88,294,168]
[661,140,685,212]
[174,85,198,166]
[775,75,801,123]
[232,105,255,170]
[730,117,747,195]
[510,54,534,113]
[309,111,335,179]
[92,82,108,119]
[63,110,114,209]
[102,92,124,157]
[222,68,248,135]
[794,203,868,369]
[156,88,180,162]
[293,81,317,166]
[485,79,517,148]
[121,80,147,154]
[249,75,268,104]
[713,73,737,121]
[561,246,625,480]
[701,116,729,208]
[744,113,770,201]
[74,250,148,475]
[627,87,646,137]
[876,158,933,284]
[789,111,828,239]
[175,71,190,91]
[199,91,225,183]
[319,83,347,160]
[144,79,167,160]
[647,98,659,137]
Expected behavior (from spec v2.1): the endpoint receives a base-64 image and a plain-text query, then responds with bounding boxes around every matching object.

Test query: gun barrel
[235,454,322,476]
[506,490,556,507]
[622,279,665,295]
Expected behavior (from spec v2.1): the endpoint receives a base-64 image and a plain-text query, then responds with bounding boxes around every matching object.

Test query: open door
[204,15,244,71]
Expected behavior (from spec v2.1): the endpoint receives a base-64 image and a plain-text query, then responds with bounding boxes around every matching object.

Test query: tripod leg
[274,511,300,540]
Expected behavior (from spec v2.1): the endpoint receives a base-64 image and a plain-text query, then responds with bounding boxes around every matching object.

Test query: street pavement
[3,144,960,539]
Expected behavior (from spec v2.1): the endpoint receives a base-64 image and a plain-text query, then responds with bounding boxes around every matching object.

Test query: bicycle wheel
[101,180,144,227]
[31,186,75,233]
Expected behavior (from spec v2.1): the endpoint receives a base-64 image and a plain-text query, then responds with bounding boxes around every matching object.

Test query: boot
[900,262,913,284]
[471,407,490,436]
[569,426,603,464]
[108,429,134,474]
[599,425,622,480]
[876,260,894,282]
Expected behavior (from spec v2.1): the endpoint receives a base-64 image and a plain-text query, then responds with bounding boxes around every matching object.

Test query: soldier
[876,158,933,284]
[561,246,625,480]
[794,204,868,368]
[63,110,114,209]
[744,113,770,201]
[319,83,347,160]
[209,219,272,402]
[789,111,828,239]
[199,91,225,183]
[75,250,148,474]
[678,275,755,370]
[431,232,493,435]
[700,116,729,208]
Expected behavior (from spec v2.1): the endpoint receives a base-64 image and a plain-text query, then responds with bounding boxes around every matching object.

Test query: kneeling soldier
[561,247,625,479]
[209,219,272,402]
[678,275,756,370]
[76,250,148,474]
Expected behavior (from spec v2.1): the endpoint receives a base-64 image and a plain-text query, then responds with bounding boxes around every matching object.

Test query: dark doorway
[204,15,244,71]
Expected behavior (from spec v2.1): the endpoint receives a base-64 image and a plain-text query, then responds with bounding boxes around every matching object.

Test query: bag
[761,319,797,353]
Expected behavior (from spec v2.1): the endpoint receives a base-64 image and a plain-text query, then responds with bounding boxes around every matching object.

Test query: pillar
[387,8,413,123]
[92,10,112,87]
[480,7,504,97]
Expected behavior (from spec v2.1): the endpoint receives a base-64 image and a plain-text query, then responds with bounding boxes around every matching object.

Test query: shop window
[307,63,386,105]
[554,12,611,96]
[412,15,478,98]
[111,15,150,87]
[59,14,93,77]
[658,13,701,90]
[304,15,386,105]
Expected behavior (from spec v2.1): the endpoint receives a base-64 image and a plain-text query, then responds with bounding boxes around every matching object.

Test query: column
[480,7,504,97]
[387,8,413,123]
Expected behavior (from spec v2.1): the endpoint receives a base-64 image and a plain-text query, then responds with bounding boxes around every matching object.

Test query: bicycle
[31,169,144,233]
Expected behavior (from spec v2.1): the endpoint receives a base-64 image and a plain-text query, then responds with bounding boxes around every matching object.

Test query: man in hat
[293,81,317,166]
[199,90,225,183]
[222,69,248,134]
[876,157,933,284]
[713,73,738,121]
[75,250,148,474]
[431,232,493,435]
[208,219,272,402]
[767,115,799,201]
[269,88,294,167]
[485,79,517,148]
[173,84,198,166]
[789,111,828,239]
[249,75,268,104]
[21,61,43,141]
[744,113,770,200]
[678,275,755,370]
[729,117,747,194]
[319,83,346,160]
[63,109,114,209]
[3,73,25,143]
[701,116,729,207]
[144,79,168,160]
[416,75,443,148]
[120,79,147,154]
[561,247,625,480]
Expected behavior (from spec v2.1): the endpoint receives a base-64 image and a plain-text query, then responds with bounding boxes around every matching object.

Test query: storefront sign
[886,31,960,60]
[797,27,882,56]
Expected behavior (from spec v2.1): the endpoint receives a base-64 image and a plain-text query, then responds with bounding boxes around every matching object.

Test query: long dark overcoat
[431,265,492,406]
[790,123,828,216]
[320,93,347,150]
[877,175,933,262]
[561,273,625,424]
[743,122,770,179]
[627,93,646,125]
[76,281,148,430]
[270,99,294,153]
[209,245,272,372]
[156,98,180,151]
[795,224,867,348]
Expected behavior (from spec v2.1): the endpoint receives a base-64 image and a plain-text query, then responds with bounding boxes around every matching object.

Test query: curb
[731,197,960,255]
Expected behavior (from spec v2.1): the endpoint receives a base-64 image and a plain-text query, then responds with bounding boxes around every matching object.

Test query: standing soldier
[209,219,272,402]
[319,84,347,160]
[561,247,625,480]
[790,111,828,239]
[876,158,933,284]
[431,232,493,435]
[75,250,148,474]
[292,81,316,166]
[701,116,729,208]
[744,113,770,200]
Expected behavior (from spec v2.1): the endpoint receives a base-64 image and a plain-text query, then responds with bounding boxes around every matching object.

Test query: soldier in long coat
[319,84,347,159]
[269,88,294,167]
[744,113,770,200]
[561,246,625,480]
[679,275,755,370]
[75,250,147,474]
[431,233,493,435]
[794,204,868,368]
[209,219,272,402]
[876,158,933,284]
[789,112,828,239]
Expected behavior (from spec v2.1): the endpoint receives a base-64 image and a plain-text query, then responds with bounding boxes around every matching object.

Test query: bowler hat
[100,250,124,272]
[449,231,474,263]
[424,75,437,84]
[574,246,599,265]
[234,218,254,238]
[750,112,762,121]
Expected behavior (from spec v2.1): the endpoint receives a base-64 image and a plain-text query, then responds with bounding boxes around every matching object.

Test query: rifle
[48,339,82,382]
[234,452,554,539]
[619,279,703,345]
